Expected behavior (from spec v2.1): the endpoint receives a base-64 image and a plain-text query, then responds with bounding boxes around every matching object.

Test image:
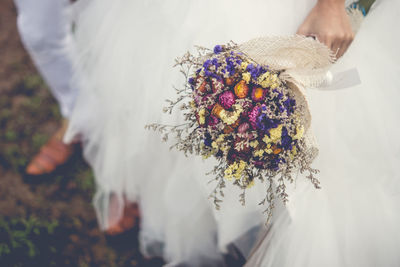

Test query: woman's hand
[297,0,354,59]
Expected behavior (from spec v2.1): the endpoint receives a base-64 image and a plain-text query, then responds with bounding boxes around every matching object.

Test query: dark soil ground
[0,1,163,266]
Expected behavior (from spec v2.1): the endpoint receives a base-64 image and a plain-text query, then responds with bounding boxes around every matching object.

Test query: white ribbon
[317,68,361,91]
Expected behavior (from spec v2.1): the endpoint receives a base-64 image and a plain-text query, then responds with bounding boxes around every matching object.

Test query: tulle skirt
[66,0,400,265]
[246,0,400,266]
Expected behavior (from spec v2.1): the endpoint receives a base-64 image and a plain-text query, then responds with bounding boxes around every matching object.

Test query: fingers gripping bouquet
[147,36,335,219]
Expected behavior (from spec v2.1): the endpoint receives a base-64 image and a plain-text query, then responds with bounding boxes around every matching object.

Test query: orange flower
[234,80,249,99]
[223,126,235,134]
[225,77,235,86]
[272,145,282,155]
[222,119,240,134]
[231,119,240,128]
[197,78,209,94]
[252,87,265,102]
[211,103,224,118]
[225,74,239,86]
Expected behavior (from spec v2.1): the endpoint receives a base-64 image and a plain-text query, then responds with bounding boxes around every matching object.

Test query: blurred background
[0,1,163,266]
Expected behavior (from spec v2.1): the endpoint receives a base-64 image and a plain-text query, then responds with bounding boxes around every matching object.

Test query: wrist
[317,0,345,7]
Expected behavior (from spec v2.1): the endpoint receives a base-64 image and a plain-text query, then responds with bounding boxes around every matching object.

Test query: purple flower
[188,77,195,85]
[214,45,223,54]
[253,160,265,169]
[246,64,267,79]
[278,104,286,113]
[219,91,236,109]
[256,113,280,132]
[210,72,221,80]
[212,58,219,67]
[204,133,212,147]
[283,98,296,115]
[273,89,282,98]
[246,63,254,72]
[280,127,293,150]
[203,59,212,69]
[225,57,236,76]
[269,157,282,171]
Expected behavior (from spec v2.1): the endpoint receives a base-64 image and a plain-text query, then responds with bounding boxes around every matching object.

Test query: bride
[65,0,400,265]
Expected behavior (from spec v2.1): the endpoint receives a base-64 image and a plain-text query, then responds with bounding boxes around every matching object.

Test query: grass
[0,216,60,266]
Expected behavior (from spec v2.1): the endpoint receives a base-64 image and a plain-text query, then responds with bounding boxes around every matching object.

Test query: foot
[25,119,75,176]
[106,202,140,236]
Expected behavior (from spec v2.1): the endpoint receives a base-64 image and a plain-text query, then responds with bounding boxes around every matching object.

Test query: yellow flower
[249,140,259,148]
[220,104,243,125]
[269,125,283,142]
[265,148,273,154]
[211,141,218,149]
[198,108,206,125]
[293,125,304,140]
[258,72,270,83]
[217,134,224,142]
[258,72,280,89]
[289,146,297,160]
[270,83,279,89]
[292,146,297,155]
[242,72,251,84]
[241,62,249,70]
[263,125,283,144]
[235,161,247,180]
[221,145,230,152]
[212,134,226,150]
[263,134,272,144]
[224,160,247,181]
[270,74,280,89]
[224,162,237,181]
[264,143,273,154]
[224,171,233,181]
[254,149,264,157]
[260,81,269,89]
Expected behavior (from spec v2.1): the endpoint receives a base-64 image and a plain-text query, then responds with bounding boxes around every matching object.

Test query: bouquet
[147,36,337,219]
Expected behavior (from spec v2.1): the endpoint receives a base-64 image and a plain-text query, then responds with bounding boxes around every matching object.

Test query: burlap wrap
[238,35,337,154]
[236,5,363,154]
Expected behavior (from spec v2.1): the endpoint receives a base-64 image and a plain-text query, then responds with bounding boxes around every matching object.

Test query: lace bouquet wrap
[148,36,335,218]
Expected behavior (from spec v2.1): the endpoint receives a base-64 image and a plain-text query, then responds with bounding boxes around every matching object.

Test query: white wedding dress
[65,0,400,266]
[246,0,400,266]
